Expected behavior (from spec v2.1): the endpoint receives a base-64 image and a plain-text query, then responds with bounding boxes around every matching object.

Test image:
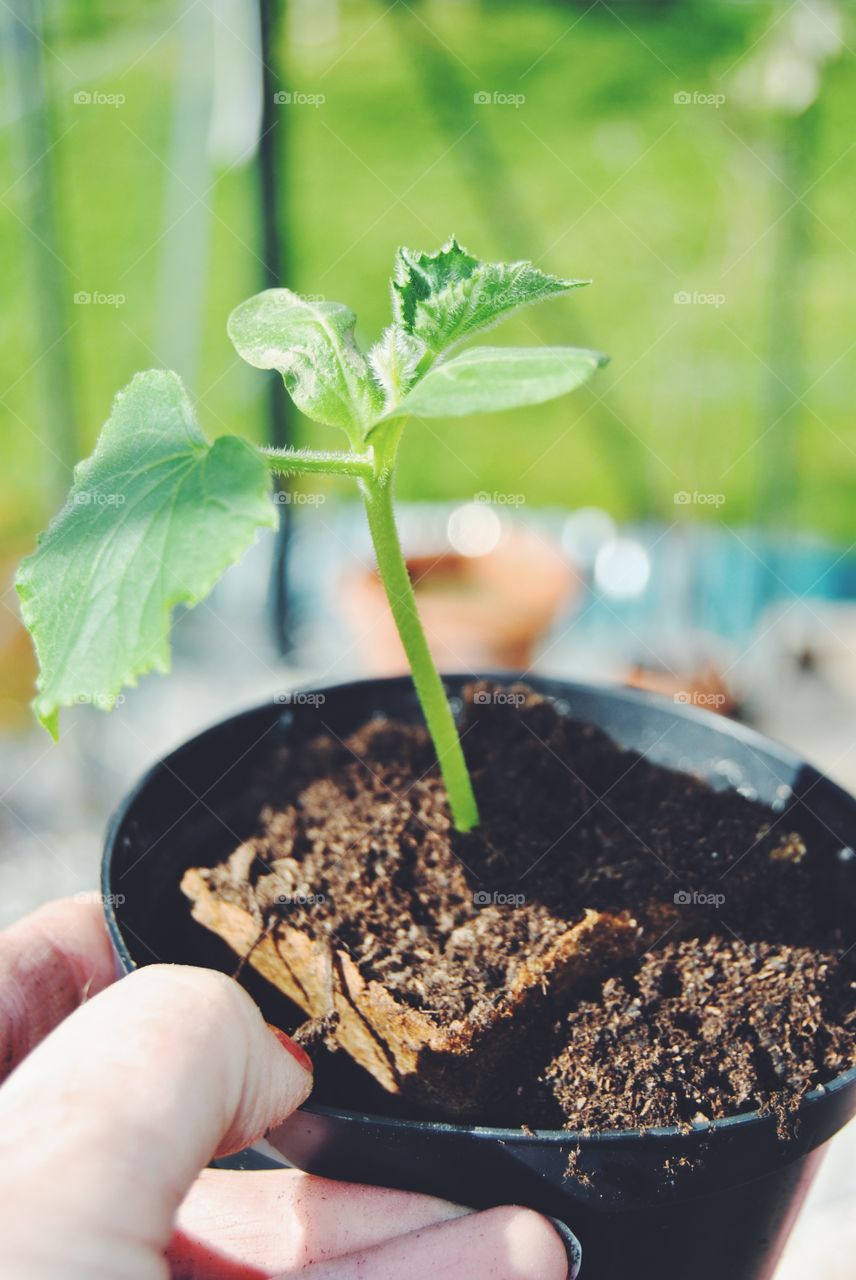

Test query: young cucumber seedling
[17,238,607,831]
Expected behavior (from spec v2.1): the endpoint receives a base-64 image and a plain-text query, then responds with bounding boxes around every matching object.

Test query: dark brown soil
[207,682,856,1131]
[545,937,856,1136]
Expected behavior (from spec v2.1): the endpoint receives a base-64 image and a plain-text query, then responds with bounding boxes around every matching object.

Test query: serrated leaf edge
[15,374,276,735]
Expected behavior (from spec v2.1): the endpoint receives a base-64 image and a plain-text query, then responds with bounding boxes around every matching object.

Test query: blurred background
[2,0,856,900]
[1,2,856,1268]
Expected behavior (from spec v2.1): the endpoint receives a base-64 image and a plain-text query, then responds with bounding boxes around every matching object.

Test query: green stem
[262,446,374,480]
[264,429,479,830]
[360,451,480,832]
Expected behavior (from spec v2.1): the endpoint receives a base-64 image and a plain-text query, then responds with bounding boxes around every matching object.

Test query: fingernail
[266,1022,313,1075]
[546,1217,582,1280]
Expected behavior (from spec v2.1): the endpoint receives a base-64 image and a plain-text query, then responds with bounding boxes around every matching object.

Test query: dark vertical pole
[256,0,293,653]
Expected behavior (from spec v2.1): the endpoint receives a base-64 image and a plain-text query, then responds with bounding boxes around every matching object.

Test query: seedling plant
[17,238,607,831]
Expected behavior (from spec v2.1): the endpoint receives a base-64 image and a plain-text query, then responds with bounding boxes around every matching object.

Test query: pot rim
[101,671,856,1147]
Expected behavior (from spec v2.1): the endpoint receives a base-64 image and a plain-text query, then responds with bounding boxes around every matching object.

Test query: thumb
[0,964,312,1280]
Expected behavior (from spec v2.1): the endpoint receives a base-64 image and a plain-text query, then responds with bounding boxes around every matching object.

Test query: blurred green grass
[2,0,855,551]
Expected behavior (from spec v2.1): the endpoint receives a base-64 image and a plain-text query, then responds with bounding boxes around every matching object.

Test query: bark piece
[182,863,640,1117]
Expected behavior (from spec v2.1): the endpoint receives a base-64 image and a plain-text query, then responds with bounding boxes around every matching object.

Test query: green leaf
[392,238,588,356]
[392,238,479,333]
[367,324,427,410]
[228,289,381,438]
[16,370,275,735]
[381,346,608,421]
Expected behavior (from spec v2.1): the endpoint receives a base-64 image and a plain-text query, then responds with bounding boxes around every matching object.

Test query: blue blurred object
[572,521,856,650]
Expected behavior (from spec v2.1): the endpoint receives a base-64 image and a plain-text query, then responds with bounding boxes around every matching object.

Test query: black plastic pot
[101,674,856,1280]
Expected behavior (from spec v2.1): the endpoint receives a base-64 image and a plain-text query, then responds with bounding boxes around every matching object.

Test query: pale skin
[0,899,572,1279]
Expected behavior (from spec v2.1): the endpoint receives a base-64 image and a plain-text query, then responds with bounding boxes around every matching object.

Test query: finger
[0,964,312,1279]
[0,896,116,1081]
[169,1168,469,1275]
[282,1205,574,1280]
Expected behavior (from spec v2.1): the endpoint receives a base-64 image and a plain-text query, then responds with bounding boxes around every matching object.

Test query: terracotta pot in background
[341,525,577,673]
[624,661,737,717]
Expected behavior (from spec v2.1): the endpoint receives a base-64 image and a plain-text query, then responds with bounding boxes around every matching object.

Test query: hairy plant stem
[359,424,480,832]
[263,446,374,480]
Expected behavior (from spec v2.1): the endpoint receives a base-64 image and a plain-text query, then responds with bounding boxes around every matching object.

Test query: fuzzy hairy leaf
[367,324,427,410]
[392,238,479,333]
[228,289,381,438]
[16,370,275,735]
[383,345,608,420]
[392,238,588,356]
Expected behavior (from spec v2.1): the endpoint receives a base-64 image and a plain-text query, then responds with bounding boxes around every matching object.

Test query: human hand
[0,898,579,1278]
